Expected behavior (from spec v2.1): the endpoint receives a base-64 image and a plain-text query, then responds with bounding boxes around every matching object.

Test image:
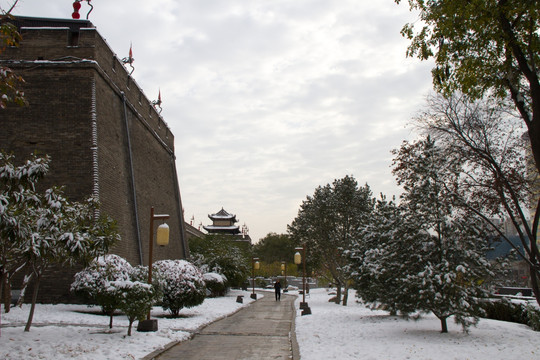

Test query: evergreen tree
[393,138,494,332]
[348,195,412,315]
[350,140,495,332]
[401,212,494,333]
[289,175,373,305]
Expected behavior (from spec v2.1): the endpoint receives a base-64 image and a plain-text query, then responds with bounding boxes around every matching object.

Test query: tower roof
[208,207,236,221]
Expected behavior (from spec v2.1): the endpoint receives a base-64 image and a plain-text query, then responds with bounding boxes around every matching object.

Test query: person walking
[274,280,282,301]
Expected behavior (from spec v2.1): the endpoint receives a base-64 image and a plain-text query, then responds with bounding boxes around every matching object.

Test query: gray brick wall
[0,18,189,303]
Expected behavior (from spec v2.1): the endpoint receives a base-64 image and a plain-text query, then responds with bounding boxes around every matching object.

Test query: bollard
[301,306,312,316]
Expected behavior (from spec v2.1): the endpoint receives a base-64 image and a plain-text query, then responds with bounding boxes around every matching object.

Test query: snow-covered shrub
[526,305,540,331]
[203,272,228,297]
[153,259,206,317]
[482,299,540,331]
[129,264,149,282]
[110,280,158,336]
[71,254,132,328]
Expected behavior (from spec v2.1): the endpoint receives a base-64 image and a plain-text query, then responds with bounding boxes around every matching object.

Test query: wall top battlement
[2,16,174,152]
[9,15,93,31]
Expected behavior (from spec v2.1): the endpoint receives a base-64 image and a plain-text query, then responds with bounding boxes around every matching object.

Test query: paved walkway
[150,292,299,360]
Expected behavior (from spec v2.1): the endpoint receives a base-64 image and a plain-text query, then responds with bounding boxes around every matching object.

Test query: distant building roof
[208,208,237,221]
[203,225,240,231]
[204,208,242,235]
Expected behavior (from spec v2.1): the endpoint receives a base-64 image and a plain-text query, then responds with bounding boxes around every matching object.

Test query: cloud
[6,0,434,242]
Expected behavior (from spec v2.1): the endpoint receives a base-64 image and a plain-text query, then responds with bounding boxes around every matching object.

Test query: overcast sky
[5,0,434,242]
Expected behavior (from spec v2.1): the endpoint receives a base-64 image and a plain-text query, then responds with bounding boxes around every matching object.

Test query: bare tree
[415,93,540,305]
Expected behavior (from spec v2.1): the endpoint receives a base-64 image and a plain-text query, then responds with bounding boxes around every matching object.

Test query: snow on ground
[295,288,540,360]
[0,290,257,360]
[2,288,540,359]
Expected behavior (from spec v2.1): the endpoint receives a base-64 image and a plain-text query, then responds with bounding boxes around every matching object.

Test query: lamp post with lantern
[138,207,169,332]
[281,261,287,292]
[294,244,311,315]
[251,257,260,299]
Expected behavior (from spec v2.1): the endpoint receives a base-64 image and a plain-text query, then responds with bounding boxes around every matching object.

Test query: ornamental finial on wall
[71,1,93,20]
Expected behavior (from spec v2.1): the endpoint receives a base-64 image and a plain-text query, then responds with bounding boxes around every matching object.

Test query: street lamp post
[138,207,169,332]
[281,261,287,292]
[251,257,260,299]
[294,244,311,315]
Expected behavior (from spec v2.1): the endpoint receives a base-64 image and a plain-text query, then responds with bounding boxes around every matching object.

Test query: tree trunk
[1,272,10,313]
[342,282,349,306]
[527,114,540,175]
[24,273,41,332]
[16,273,32,308]
[335,281,342,304]
[530,264,540,308]
[438,316,448,333]
[527,198,540,307]
[109,313,114,329]
[127,318,134,336]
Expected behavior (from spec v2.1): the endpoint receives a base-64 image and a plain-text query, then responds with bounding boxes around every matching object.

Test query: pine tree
[348,195,414,315]
[350,139,495,332]
[289,175,373,305]
[392,138,495,332]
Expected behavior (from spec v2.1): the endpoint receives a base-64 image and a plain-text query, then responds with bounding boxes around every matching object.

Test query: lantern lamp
[294,251,301,265]
[156,223,169,246]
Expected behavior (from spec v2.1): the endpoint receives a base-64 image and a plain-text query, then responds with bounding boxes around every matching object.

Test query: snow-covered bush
[153,259,206,317]
[481,299,540,331]
[110,280,158,336]
[71,254,132,328]
[129,264,149,283]
[526,305,540,331]
[203,272,228,297]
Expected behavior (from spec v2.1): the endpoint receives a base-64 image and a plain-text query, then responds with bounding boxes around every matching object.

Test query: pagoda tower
[203,208,252,243]
[203,208,240,235]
